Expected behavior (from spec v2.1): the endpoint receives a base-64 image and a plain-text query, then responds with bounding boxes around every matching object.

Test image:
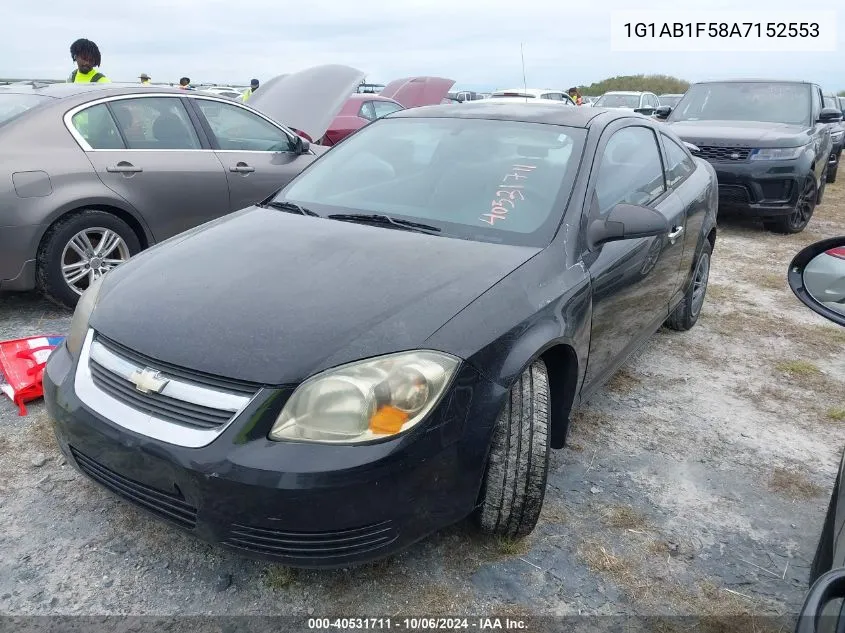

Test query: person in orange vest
[568,87,583,106]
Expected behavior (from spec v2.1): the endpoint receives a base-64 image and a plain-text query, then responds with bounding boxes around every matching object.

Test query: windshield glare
[279,117,586,247]
[668,82,811,125]
[595,94,640,108]
[0,94,51,126]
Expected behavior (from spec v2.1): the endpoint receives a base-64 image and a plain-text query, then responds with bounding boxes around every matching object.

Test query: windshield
[277,117,586,247]
[0,93,51,126]
[668,82,811,125]
[595,94,640,108]
[660,95,683,107]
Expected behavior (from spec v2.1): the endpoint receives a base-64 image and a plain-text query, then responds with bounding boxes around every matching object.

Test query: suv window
[372,100,403,118]
[194,99,294,151]
[109,97,201,150]
[594,126,666,214]
[661,134,696,188]
[71,103,125,150]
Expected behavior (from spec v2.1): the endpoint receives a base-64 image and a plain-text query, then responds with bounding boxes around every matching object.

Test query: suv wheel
[474,358,550,539]
[666,241,711,331]
[828,153,840,183]
[37,210,141,309]
[764,176,817,234]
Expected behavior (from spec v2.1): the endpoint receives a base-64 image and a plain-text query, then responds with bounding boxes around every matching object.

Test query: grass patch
[494,536,531,557]
[774,360,821,376]
[606,367,642,395]
[263,565,297,590]
[826,408,845,422]
[540,500,568,525]
[600,505,648,530]
[769,467,824,500]
[706,283,743,304]
[713,309,785,339]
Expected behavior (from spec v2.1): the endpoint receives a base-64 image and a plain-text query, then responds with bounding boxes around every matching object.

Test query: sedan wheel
[61,228,131,296]
[37,210,141,309]
[666,240,712,331]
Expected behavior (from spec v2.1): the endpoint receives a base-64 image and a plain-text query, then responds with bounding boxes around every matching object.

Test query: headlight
[832,131,844,141]
[750,146,805,161]
[269,351,461,444]
[66,275,106,357]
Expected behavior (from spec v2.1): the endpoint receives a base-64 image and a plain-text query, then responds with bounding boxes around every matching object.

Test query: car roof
[690,78,814,85]
[494,88,564,96]
[603,91,646,96]
[0,82,187,99]
[389,101,643,128]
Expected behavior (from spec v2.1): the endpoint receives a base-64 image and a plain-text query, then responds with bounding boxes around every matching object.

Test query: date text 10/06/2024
[622,22,820,38]
[307,617,529,630]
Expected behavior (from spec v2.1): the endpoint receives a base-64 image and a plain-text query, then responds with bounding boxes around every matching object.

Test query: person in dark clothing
[179,77,192,90]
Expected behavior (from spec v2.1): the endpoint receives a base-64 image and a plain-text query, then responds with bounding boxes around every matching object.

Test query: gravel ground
[2,181,845,627]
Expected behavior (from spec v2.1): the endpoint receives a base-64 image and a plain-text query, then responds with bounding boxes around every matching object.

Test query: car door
[189,97,316,212]
[580,122,687,391]
[68,95,231,241]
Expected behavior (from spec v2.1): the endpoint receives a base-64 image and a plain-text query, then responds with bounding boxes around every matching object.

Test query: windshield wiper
[263,200,321,217]
[327,213,441,234]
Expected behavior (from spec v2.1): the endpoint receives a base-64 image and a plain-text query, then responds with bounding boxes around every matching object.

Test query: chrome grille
[75,329,258,447]
[694,146,751,162]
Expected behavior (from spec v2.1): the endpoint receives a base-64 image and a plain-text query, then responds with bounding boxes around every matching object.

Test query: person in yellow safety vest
[67,38,110,83]
[241,78,260,102]
[568,87,583,106]
[139,73,152,85]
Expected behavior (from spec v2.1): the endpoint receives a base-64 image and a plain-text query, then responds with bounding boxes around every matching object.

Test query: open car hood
[380,76,456,108]
[248,65,366,142]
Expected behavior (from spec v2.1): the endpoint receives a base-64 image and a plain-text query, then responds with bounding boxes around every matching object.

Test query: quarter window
[358,100,377,121]
[109,97,201,150]
[71,103,125,150]
[372,100,404,118]
[195,99,294,151]
[661,134,696,188]
[594,126,666,214]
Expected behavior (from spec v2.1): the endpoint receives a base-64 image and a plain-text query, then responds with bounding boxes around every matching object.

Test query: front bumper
[44,341,504,568]
[707,159,808,218]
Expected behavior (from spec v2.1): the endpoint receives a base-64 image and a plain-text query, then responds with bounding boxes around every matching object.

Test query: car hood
[248,65,366,142]
[90,207,540,385]
[380,76,456,108]
[667,120,810,147]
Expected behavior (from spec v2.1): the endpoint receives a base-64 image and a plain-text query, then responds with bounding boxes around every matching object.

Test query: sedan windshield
[0,94,51,126]
[668,82,811,125]
[595,94,640,108]
[278,117,586,247]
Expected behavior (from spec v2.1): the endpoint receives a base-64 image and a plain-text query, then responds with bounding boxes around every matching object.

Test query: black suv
[655,80,840,234]
[823,95,844,183]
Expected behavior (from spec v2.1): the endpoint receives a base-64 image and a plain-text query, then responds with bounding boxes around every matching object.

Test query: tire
[828,160,838,184]
[474,358,550,539]
[817,168,828,204]
[666,240,711,332]
[763,175,817,234]
[36,210,141,309]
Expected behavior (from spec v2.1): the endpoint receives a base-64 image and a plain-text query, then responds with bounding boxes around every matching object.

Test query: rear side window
[109,97,201,150]
[594,126,666,214]
[358,101,376,121]
[71,103,125,150]
[372,100,403,118]
[661,134,696,188]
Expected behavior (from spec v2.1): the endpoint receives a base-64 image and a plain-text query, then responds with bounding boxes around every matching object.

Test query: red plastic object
[0,336,65,415]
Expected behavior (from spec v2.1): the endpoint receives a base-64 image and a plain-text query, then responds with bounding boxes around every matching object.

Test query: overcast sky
[3,0,843,92]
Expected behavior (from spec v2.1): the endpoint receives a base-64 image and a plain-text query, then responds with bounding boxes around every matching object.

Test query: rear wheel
[666,241,711,331]
[37,210,141,309]
[764,175,816,234]
[474,359,550,539]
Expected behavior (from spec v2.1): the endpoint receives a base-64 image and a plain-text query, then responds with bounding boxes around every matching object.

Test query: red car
[318,76,455,146]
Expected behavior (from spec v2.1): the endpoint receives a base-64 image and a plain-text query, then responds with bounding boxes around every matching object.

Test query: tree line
[578,74,690,96]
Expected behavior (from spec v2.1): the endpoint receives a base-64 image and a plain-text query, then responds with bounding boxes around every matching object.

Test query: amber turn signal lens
[369,405,409,435]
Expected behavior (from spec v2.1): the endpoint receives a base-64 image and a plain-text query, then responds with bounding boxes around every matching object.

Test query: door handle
[667,226,684,243]
[229,162,255,174]
[106,162,143,174]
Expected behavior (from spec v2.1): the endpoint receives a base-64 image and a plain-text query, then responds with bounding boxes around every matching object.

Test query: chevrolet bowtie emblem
[129,368,169,394]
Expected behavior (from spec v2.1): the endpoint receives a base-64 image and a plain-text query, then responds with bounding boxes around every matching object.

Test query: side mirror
[654,106,672,119]
[683,141,701,154]
[819,107,843,123]
[586,203,670,250]
[292,134,310,154]
[634,107,655,116]
[788,236,845,327]
[794,569,845,633]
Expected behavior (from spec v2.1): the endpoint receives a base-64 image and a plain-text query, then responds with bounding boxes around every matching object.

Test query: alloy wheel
[690,251,710,318]
[60,227,130,296]
[789,178,817,231]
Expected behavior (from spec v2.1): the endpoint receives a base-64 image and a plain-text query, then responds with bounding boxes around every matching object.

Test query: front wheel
[474,358,550,539]
[828,158,839,184]
[763,175,816,234]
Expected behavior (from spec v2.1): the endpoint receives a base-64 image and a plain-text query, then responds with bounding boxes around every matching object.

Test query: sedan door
[189,97,316,211]
[68,95,231,241]
[580,122,687,392]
